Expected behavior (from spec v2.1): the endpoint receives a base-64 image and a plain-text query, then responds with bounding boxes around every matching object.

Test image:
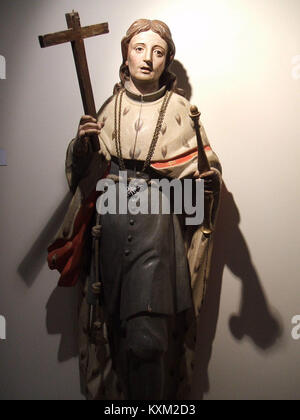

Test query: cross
[39,11,109,151]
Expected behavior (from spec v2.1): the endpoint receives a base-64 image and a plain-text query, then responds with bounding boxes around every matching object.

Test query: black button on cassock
[129,219,134,225]
[124,249,130,256]
[127,235,133,242]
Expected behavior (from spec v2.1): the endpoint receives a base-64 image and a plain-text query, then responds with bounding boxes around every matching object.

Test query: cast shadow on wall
[191,183,282,399]
[18,192,72,287]
[172,60,282,398]
[17,191,79,361]
[170,60,192,100]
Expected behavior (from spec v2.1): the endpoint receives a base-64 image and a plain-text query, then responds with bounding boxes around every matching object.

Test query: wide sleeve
[200,123,222,177]
[65,138,94,194]
[65,93,115,194]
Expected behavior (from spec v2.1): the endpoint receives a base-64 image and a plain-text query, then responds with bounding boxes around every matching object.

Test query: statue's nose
[144,48,152,64]
[143,59,153,69]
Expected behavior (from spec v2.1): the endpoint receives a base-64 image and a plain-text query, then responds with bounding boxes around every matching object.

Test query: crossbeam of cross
[39,11,109,151]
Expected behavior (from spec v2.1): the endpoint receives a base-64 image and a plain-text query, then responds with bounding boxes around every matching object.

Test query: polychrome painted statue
[48,19,222,400]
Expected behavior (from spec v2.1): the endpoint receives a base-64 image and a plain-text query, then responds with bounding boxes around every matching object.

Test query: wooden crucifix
[39,11,109,151]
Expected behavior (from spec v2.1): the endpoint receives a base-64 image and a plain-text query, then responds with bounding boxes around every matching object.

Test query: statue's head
[118,19,176,91]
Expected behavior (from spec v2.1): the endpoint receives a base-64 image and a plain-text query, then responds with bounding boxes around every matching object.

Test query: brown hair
[114,19,179,93]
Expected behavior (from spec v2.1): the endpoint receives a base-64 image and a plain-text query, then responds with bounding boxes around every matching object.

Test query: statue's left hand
[193,168,220,193]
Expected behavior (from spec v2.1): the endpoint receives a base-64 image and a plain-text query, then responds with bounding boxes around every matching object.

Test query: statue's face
[126,30,167,88]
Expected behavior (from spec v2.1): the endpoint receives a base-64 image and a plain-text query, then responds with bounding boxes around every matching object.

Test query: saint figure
[48,19,222,400]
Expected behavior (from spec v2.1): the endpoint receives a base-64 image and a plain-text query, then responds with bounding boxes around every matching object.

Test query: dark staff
[189,105,214,235]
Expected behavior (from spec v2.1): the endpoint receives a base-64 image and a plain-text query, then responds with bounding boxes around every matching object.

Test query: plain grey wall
[0,0,299,400]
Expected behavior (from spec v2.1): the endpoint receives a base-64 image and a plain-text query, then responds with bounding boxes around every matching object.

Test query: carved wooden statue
[42,16,222,400]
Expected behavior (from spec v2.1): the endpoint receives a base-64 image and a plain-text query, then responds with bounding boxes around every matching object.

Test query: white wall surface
[0,0,299,400]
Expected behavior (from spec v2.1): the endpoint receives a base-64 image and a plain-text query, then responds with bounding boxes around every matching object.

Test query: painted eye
[154,49,164,57]
[135,46,144,53]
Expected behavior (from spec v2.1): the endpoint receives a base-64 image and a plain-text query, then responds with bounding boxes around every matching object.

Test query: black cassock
[88,157,193,399]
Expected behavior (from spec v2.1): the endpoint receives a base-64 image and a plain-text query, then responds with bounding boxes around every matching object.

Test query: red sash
[47,190,99,287]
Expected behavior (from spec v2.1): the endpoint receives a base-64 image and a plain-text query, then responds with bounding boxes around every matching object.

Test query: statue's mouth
[140,66,152,72]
